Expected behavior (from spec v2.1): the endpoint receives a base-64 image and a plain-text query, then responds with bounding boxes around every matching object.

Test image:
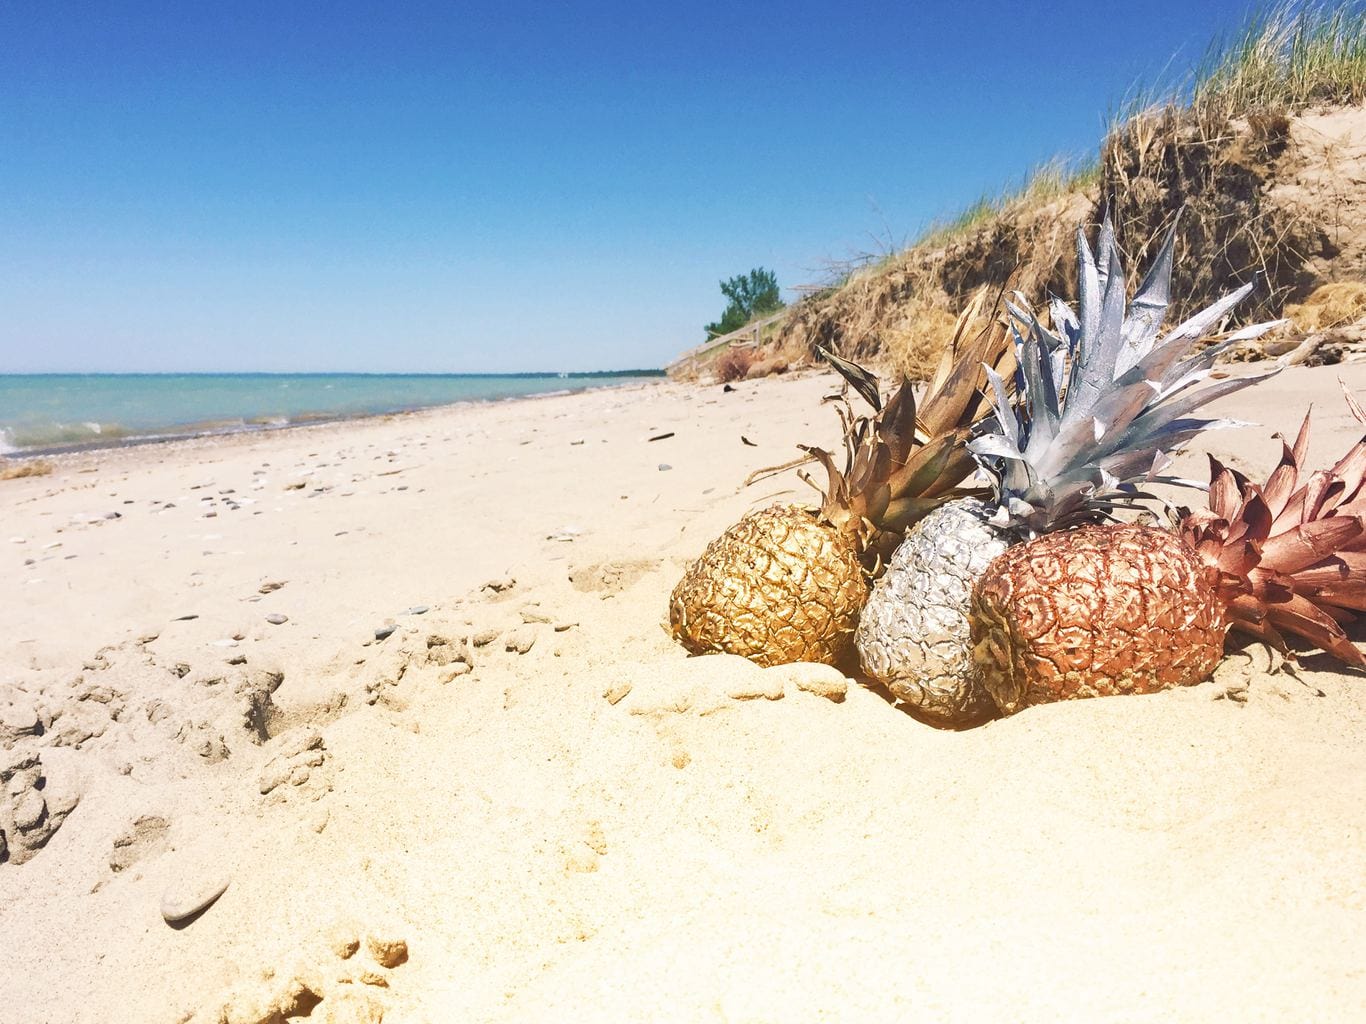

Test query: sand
[1,365,1365,1023]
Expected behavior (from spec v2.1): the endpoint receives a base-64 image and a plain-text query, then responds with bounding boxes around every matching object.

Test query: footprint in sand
[609,655,849,717]
[568,558,661,596]
[607,656,851,769]
[363,632,474,705]
[190,921,407,1024]
[256,728,333,805]
[1,751,81,866]
[109,814,170,874]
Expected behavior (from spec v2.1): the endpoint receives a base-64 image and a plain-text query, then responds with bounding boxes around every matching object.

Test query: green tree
[704,267,784,340]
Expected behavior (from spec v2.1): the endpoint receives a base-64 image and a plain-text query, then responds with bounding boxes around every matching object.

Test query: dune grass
[916,1,1363,255]
[914,156,1100,251]
[776,1,1365,377]
[1191,1,1366,121]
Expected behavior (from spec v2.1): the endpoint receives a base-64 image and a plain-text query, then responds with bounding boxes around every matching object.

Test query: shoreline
[1,375,668,463]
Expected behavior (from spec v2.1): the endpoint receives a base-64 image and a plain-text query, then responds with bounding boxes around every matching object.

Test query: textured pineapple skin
[669,504,868,668]
[856,497,1009,726]
[971,524,1226,714]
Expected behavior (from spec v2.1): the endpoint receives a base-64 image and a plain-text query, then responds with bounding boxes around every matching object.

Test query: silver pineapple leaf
[969,214,1283,535]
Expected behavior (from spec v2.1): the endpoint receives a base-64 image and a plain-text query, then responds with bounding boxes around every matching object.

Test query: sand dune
[2,366,1364,1023]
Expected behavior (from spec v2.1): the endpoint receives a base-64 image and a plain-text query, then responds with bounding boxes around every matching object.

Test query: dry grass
[0,459,54,480]
[1097,3,1366,324]
[915,156,1100,252]
[1283,280,1366,330]
[1191,1,1366,123]
[771,1,1366,376]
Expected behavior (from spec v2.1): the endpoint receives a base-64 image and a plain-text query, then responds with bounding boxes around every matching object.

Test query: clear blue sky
[1,0,1265,373]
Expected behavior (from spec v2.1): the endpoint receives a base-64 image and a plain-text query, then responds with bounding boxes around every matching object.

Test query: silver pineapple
[855,216,1283,726]
[856,497,1008,723]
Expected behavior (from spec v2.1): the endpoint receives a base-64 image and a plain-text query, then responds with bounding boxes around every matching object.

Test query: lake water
[0,372,663,455]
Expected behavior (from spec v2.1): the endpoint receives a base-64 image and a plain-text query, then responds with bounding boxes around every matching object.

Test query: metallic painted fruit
[855,498,1008,726]
[971,524,1226,714]
[669,505,868,668]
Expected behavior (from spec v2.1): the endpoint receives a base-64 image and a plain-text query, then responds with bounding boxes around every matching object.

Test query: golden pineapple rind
[971,525,1227,714]
[669,505,867,667]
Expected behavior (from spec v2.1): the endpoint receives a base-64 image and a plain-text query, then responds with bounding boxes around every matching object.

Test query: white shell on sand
[160,874,230,924]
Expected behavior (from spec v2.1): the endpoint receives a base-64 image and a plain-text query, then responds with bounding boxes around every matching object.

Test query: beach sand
[1,365,1364,1023]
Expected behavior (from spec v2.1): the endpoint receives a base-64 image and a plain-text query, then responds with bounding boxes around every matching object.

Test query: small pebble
[374,624,397,641]
[266,613,289,625]
[160,874,230,925]
[365,934,408,969]
[403,605,429,616]
[657,464,672,472]
[504,627,536,655]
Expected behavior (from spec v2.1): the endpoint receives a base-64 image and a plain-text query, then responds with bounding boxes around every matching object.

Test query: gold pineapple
[669,295,1014,668]
[971,398,1366,714]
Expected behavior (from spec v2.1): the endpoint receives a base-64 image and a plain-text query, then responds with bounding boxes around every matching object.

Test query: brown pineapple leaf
[818,347,881,412]
[1341,379,1366,425]
[1268,593,1366,668]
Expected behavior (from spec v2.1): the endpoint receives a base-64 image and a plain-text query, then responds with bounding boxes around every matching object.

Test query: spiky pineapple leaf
[817,347,881,412]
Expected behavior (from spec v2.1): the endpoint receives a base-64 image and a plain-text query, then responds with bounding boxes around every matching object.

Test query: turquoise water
[0,372,663,454]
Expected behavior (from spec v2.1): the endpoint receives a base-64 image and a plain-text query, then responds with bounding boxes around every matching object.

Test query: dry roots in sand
[972,395,1366,715]
[669,292,1015,668]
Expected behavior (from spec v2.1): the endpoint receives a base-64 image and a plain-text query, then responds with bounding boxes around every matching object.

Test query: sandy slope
[1,366,1365,1023]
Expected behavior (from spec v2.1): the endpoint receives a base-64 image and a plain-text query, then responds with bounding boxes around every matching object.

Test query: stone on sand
[365,933,408,968]
[160,872,230,924]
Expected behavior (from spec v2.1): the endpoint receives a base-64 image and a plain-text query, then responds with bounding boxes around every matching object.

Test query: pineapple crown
[1179,388,1366,667]
[802,289,1017,565]
[969,215,1284,538]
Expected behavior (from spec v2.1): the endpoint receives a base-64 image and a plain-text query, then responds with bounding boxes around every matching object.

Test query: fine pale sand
[2,366,1365,1023]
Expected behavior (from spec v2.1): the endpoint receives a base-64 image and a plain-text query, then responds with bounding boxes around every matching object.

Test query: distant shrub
[714,347,756,382]
[705,268,785,341]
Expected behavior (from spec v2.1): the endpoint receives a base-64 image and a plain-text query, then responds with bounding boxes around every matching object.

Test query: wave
[0,373,664,455]
[3,421,134,450]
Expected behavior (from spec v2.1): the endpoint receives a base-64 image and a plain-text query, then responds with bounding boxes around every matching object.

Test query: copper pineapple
[971,398,1366,714]
[971,524,1226,713]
